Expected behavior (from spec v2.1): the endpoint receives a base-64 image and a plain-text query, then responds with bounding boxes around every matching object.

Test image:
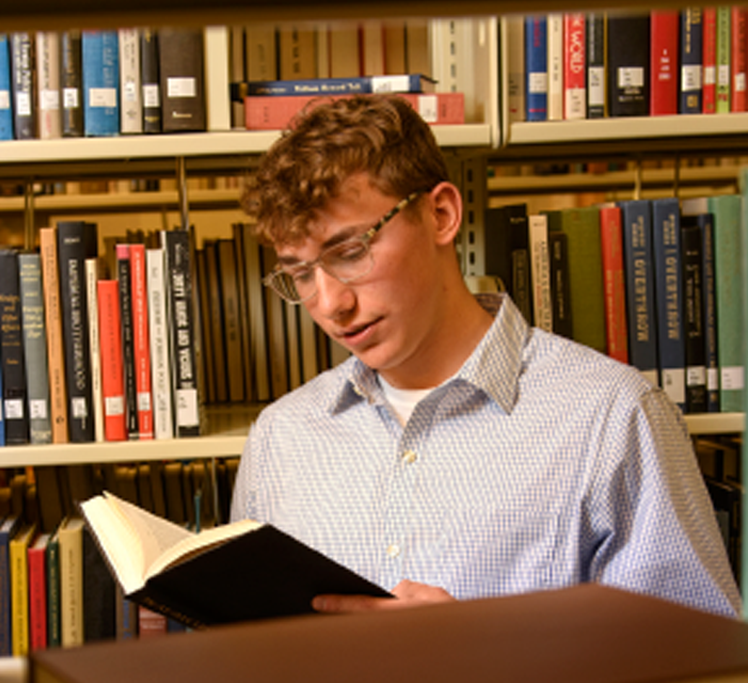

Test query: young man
[230,94,741,618]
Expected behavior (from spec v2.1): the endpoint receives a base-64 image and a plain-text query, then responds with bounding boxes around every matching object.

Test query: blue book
[0,516,20,656]
[651,198,685,410]
[0,35,11,140]
[246,73,436,96]
[524,15,547,121]
[618,200,659,387]
[81,30,119,137]
[679,8,703,114]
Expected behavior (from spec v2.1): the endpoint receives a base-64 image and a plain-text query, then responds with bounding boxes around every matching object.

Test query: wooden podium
[30,584,748,683]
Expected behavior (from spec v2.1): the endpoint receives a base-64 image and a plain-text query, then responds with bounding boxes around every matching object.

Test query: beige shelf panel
[684,412,744,436]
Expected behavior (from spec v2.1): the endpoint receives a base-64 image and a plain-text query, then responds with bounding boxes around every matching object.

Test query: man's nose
[313,267,355,317]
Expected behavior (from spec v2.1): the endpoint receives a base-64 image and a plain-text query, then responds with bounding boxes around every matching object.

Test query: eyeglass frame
[262,190,423,304]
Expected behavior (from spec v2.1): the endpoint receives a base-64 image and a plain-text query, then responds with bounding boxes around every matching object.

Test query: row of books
[485,193,744,414]
[0,456,239,655]
[509,6,748,121]
[0,222,201,446]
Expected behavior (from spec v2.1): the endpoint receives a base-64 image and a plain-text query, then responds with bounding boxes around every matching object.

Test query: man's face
[274,173,444,382]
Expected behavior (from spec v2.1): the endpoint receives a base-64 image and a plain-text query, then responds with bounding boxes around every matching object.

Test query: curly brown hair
[241,94,451,245]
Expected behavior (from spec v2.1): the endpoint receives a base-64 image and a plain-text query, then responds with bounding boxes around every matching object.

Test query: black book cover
[681,218,707,414]
[586,13,606,118]
[57,221,98,442]
[60,30,83,138]
[509,210,532,324]
[607,13,650,117]
[117,248,139,440]
[82,527,117,642]
[157,28,206,132]
[140,28,162,134]
[0,250,29,445]
[9,32,35,140]
[548,228,573,340]
[483,203,528,299]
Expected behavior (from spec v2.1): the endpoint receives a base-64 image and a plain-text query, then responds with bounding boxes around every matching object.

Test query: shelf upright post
[176,156,190,231]
[23,179,35,251]
[447,154,488,278]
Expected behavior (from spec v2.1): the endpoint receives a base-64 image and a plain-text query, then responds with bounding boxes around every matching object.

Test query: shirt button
[402,450,417,465]
[386,544,401,558]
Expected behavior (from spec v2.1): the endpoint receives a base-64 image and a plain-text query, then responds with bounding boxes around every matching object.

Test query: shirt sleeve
[586,386,742,618]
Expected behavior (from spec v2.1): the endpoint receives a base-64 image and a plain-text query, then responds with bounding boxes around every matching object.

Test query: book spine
[217,240,246,403]
[731,6,746,112]
[59,520,84,648]
[528,214,552,332]
[60,30,83,137]
[599,206,629,365]
[525,15,548,121]
[0,250,29,445]
[548,228,573,339]
[46,532,61,648]
[563,13,586,120]
[702,7,717,114]
[82,527,116,642]
[39,228,69,444]
[97,280,126,442]
[0,36,12,140]
[161,230,200,437]
[651,198,685,409]
[699,213,719,412]
[681,218,707,413]
[0,518,20,656]
[82,30,120,137]
[607,14,650,117]
[140,28,162,133]
[650,10,680,115]
[204,25,232,132]
[117,245,139,440]
[680,7,703,114]
[85,257,105,443]
[714,7,729,113]
[10,528,31,656]
[586,12,605,118]
[158,28,206,133]
[10,32,34,140]
[28,542,47,651]
[36,31,62,139]
[118,27,143,134]
[547,14,563,121]
[130,244,154,439]
[18,253,53,445]
[245,23,278,81]
[504,15,526,123]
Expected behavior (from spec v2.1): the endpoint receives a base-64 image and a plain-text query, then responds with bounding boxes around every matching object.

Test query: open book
[78,492,391,628]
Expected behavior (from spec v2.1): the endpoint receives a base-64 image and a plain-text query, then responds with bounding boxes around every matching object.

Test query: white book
[36,31,61,139]
[146,247,174,440]
[203,25,232,132]
[503,15,525,124]
[547,14,563,121]
[528,214,553,333]
[118,28,143,134]
[85,257,105,443]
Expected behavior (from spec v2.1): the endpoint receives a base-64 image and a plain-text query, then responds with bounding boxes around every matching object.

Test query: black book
[140,28,162,134]
[79,492,391,628]
[60,30,83,137]
[681,217,707,414]
[0,249,29,445]
[57,221,98,442]
[9,32,35,140]
[607,13,650,117]
[82,527,117,642]
[116,246,139,440]
[157,28,206,132]
[586,13,606,118]
[483,203,527,299]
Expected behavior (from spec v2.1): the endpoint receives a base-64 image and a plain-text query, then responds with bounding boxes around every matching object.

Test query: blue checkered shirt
[231,294,741,618]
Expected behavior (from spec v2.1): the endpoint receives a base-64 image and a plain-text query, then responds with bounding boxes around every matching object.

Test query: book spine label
[731,6,746,112]
[547,14,563,121]
[650,10,679,115]
[586,13,605,118]
[140,28,162,133]
[60,30,84,137]
[563,13,586,120]
[117,245,139,439]
[18,254,53,444]
[130,244,154,439]
[10,33,34,140]
[524,16,548,121]
[0,36,12,140]
[82,30,120,137]
[680,8,703,114]
[599,206,629,365]
[702,7,717,114]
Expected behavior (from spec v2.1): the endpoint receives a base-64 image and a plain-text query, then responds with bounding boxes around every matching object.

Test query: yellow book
[10,522,37,656]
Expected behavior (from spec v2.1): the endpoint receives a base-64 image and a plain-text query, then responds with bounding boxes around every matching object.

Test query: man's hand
[311,579,455,614]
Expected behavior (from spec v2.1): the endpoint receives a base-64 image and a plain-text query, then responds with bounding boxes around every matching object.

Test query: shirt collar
[327,293,530,416]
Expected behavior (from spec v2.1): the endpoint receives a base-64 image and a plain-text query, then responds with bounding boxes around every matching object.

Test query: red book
[599,205,628,365]
[702,7,717,113]
[732,6,747,112]
[129,244,154,440]
[27,533,48,652]
[650,9,680,115]
[563,13,586,120]
[245,92,465,130]
[97,280,127,442]
[138,606,168,638]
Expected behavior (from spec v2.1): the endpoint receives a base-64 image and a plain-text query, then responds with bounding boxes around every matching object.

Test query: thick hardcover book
[245,23,278,81]
[599,206,628,365]
[0,35,12,140]
[618,200,658,386]
[548,229,573,339]
[10,522,36,656]
[278,24,317,80]
[483,203,526,297]
[524,15,547,121]
[28,532,49,652]
[650,10,679,115]
[58,517,84,648]
[161,230,200,437]
[547,14,563,121]
[697,211,719,412]
[35,31,61,139]
[18,253,53,445]
[9,32,34,139]
[79,492,391,628]
[60,30,83,137]
[217,240,246,403]
[528,214,552,332]
[140,28,161,133]
[203,241,227,403]
[81,30,120,137]
[0,516,21,656]
[118,28,142,134]
[651,198,685,409]
[84,258,104,443]
[681,217,707,413]
[82,527,116,642]
[708,194,744,413]
[158,28,206,132]
[504,15,526,123]
[563,13,586,120]
[731,6,747,112]
[679,8,703,114]
[586,12,606,118]
[246,73,436,96]
[245,91,465,130]
[57,221,98,443]
[703,6,718,114]
[116,246,138,440]
[607,13,650,116]
[0,250,29,445]
[97,280,126,442]
[46,525,61,648]
[203,25,231,132]
[129,245,153,439]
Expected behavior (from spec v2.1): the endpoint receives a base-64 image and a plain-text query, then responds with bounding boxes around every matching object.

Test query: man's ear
[429,182,463,246]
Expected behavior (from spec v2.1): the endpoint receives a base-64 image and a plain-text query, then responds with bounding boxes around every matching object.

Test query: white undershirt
[377,374,435,426]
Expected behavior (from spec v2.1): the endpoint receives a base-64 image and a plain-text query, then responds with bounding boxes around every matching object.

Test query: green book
[716,7,731,113]
[46,526,61,648]
[708,194,743,412]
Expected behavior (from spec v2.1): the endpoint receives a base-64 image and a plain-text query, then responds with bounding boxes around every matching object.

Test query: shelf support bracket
[23,179,35,251]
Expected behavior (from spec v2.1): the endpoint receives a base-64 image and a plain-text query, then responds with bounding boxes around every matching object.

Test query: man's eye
[330,242,367,262]
[289,268,314,283]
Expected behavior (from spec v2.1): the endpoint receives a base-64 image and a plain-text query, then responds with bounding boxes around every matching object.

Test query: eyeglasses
[263,191,422,304]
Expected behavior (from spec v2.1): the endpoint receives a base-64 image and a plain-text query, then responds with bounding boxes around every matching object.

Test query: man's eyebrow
[277,222,371,266]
